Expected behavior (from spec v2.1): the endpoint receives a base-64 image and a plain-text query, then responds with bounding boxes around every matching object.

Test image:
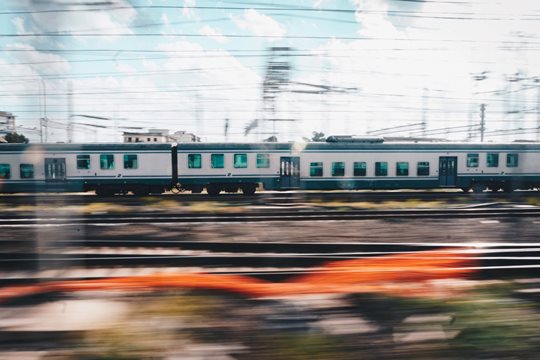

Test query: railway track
[1,241,540,284]
[0,205,539,225]
[0,189,539,206]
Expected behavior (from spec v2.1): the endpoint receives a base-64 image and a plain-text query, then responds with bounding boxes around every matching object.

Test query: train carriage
[1,139,540,195]
[0,143,173,195]
[294,141,540,192]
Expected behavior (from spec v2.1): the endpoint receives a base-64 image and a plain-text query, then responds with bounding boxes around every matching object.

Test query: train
[0,137,539,195]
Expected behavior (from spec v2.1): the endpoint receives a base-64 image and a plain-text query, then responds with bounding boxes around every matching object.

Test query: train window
[375,162,387,176]
[211,154,224,168]
[487,153,499,167]
[124,154,138,169]
[332,162,345,176]
[100,154,115,170]
[354,162,366,176]
[234,154,248,168]
[20,164,34,179]
[76,155,90,169]
[467,153,479,168]
[396,162,409,176]
[0,164,10,179]
[256,154,270,168]
[507,154,519,167]
[417,162,430,176]
[188,154,202,169]
[310,162,323,177]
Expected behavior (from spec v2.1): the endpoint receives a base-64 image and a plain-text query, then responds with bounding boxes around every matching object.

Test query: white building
[123,129,200,143]
[0,111,16,137]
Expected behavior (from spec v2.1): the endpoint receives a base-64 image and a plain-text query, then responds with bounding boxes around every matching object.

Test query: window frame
[310,162,323,177]
[233,153,248,168]
[417,161,430,176]
[0,163,11,179]
[20,164,34,179]
[332,162,345,177]
[76,154,91,170]
[123,154,138,169]
[375,162,388,176]
[487,153,499,168]
[467,153,479,168]
[353,161,367,176]
[256,153,270,168]
[211,154,225,169]
[396,162,409,176]
[506,153,519,168]
[100,154,115,170]
[187,154,202,169]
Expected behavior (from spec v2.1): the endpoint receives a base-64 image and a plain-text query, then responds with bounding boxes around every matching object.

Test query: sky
[1,0,539,143]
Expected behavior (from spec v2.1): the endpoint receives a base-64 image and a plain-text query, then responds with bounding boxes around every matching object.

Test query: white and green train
[0,138,539,195]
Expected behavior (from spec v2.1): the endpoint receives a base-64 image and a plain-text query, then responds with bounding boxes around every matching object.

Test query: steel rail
[0,207,540,225]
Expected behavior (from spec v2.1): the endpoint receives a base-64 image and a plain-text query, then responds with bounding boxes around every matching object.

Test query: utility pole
[536,78,540,141]
[470,72,488,141]
[262,47,292,138]
[40,79,47,143]
[195,91,203,139]
[67,81,73,143]
[421,87,428,136]
[480,103,486,142]
[224,118,229,142]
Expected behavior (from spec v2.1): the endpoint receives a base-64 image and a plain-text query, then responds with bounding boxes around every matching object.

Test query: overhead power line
[1,3,536,20]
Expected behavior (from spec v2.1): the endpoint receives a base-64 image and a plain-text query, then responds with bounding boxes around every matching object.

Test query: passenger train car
[0,139,539,195]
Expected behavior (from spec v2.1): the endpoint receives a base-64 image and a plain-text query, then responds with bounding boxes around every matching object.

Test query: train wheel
[96,187,115,196]
[191,186,203,194]
[207,185,221,196]
[472,184,485,194]
[133,187,150,196]
[170,184,184,194]
[241,184,256,196]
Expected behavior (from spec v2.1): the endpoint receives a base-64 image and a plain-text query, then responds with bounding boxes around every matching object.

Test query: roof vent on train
[325,135,384,143]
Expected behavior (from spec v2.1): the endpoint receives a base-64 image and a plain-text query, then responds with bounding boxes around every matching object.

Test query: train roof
[0,143,172,152]
[1,141,540,152]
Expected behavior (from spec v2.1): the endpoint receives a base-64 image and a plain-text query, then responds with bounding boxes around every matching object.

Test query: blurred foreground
[1,248,539,359]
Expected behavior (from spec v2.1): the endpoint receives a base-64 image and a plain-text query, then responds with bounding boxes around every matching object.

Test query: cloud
[153,41,262,140]
[27,0,137,41]
[231,9,286,41]
[11,17,26,35]
[6,43,71,74]
[352,0,401,38]
[198,25,228,44]
[182,0,197,18]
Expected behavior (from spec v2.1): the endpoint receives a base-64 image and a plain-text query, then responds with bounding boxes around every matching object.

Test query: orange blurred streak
[0,248,477,302]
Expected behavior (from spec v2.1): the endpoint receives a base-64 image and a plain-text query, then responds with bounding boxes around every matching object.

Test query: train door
[438,156,457,187]
[279,156,300,189]
[45,158,66,182]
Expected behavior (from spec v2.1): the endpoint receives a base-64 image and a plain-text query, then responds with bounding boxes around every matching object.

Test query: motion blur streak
[0,248,477,302]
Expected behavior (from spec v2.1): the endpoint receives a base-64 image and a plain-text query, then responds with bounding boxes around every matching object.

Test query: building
[170,130,201,143]
[123,129,200,143]
[0,111,16,137]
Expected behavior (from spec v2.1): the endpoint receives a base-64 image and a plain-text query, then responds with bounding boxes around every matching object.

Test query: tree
[4,132,29,143]
[310,131,326,142]
[263,135,278,142]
